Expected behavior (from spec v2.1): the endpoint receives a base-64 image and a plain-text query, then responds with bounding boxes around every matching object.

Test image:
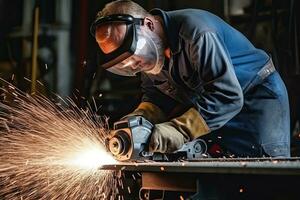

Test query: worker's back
[153,8,270,91]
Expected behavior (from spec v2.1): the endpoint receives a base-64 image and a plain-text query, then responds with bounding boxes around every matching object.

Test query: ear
[144,17,155,31]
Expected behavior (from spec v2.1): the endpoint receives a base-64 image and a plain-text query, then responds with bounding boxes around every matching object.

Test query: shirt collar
[150,8,181,55]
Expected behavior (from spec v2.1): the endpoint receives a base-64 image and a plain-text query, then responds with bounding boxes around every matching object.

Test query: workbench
[101,158,300,199]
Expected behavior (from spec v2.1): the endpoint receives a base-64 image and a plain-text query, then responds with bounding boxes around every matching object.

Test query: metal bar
[31,2,39,95]
[100,158,300,175]
[55,0,72,96]
[294,8,299,75]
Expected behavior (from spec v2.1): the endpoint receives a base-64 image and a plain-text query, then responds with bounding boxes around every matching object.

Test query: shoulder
[151,8,225,53]
[168,9,220,41]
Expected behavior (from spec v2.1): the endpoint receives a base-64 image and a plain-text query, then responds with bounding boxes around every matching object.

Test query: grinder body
[107,116,153,161]
[106,116,208,161]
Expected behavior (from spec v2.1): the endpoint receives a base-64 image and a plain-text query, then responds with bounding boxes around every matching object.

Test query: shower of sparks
[0,81,119,199]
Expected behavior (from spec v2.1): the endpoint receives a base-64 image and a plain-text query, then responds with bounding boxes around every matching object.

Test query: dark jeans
[202,72,290,157]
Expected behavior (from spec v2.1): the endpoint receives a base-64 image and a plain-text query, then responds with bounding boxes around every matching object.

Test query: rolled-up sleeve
[188,31,243,131]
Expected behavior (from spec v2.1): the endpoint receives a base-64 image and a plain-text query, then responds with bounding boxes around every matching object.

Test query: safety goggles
[90,14,163,76]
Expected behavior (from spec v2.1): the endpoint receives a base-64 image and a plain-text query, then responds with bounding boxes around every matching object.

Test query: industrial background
[1,0,299,153]
[0,0,300,199]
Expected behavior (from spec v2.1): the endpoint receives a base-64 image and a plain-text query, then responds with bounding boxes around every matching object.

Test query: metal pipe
[56,0,72,96]
[31,3,39,95]
[100,157,300,175]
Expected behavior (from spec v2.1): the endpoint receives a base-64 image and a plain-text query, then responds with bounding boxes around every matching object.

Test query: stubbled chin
[145,63,163,75]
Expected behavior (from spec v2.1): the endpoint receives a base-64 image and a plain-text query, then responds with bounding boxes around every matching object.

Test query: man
[90,0,290,157]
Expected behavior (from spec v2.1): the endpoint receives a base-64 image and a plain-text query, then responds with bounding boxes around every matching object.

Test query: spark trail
[0,83,118,199]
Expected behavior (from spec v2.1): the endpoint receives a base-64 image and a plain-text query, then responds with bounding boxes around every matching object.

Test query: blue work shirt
[141,9,290,157]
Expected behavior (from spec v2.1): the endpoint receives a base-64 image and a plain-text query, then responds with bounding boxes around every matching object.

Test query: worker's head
[90,0,166,76]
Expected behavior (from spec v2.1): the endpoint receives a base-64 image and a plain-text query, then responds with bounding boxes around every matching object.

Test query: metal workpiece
[106,158,300,200]
[100,157,300,175]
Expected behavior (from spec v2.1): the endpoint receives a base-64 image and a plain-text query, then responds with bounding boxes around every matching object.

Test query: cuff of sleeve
[171,107,210,140]
[130,102,167,124]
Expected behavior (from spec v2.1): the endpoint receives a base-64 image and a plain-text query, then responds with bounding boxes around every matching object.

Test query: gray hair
[96,0,149,19]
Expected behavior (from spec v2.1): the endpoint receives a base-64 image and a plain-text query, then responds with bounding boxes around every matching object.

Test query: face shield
[90,14,165,76]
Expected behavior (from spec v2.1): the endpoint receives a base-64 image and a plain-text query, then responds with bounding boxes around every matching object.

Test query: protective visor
[90,14,162,76]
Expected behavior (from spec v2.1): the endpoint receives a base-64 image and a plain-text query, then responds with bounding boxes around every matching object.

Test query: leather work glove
[149,122,188,153]
[122,102,167,124]
[149,107,210,153]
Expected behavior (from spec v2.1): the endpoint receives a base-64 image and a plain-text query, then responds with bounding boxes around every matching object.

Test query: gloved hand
[121,102,166,124]
[149,122,188,153]
[149,107,210,153]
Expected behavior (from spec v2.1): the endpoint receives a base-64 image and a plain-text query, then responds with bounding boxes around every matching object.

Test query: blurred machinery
[0,0,72,96]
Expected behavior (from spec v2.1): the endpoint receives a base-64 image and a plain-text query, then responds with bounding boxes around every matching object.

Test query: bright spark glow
[68,143,117,169]
[0,80,119,199]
